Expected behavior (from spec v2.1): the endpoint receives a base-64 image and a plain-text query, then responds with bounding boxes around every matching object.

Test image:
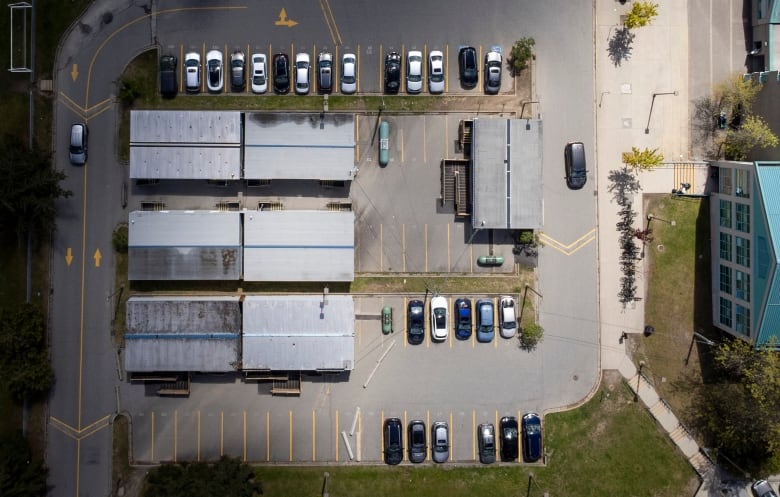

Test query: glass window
[758,0,764,19]
[735,305,750,335]
[736,237,750,267]
[720,232,732,261]
[735,169,750,198]
[736,270,750,302]
[719,168,732,195]
[719,297,732,327]
[735,203,750,232]
[720,200,732,228]
[720,265,732,293]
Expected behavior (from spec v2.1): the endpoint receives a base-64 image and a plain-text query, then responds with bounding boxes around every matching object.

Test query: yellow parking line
[423,44,427,93]
[445,44,449,93]
[223,44,227,94]
[403,410,408,460]
[403,297,408,348]
[197,410,201,462]
[478,45,483,94]
[495,410,499,431]
[472,410,476,461]
[449,296,453,349]
[425,224,429,272]
[357,44,361,93]
[335,410,340,461]
[289,410,293,462]
[220,411,224,456]
[312,411,316,461]
[243,410,247,462]
[450,410,454,454]
[494,297,498,348]
[380,224,384,271]
[402,224,406,272]
[266,411,270,462]
[174,410,178,462]
[201,43,205,93]
[378,44,383,89]
[151,411,155,461]
[179,45,184,93]
[423,115,427,162]
[401,44,405,84]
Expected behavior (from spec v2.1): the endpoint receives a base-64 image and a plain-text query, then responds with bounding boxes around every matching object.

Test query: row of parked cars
[406,296,516,344]
[383,414,542,465]
[159,46,502,97]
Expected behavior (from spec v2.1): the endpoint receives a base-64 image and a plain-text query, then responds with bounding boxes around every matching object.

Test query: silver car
[406,50,423,93]
[431,421,449,463]
[499,296,517,338]
[295,52,310,95]
[341,53,357,94]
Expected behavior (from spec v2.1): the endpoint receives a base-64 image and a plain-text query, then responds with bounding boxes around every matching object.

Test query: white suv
[184,52,201,94]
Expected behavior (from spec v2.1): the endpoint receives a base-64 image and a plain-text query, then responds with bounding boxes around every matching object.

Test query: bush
[112,224,128,253]
[510,37,536,75]
[520,323,544,350]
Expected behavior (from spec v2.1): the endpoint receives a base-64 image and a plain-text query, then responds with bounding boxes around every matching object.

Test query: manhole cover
[656,244,665,252]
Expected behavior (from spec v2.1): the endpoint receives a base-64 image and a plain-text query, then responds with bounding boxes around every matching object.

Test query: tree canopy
[509,37,535,74]
[624,1,659,29]
[622,147,664,171]
[142,456,262,497]
[0,303,53,402]
[721,115,779,160]
[0,431,48,497]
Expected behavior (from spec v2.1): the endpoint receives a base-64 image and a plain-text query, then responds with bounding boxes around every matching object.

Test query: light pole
[644,91,678,134]
[520,100,539,119]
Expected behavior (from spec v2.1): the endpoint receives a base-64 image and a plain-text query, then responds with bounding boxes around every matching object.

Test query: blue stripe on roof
[126,333,240,340]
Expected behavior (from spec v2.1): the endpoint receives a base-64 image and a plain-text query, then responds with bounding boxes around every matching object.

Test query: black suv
[407,420,426,463]
[384,51,401,94]
[407,299,424,345]
[383,418,403,465]
[499,416,519,461]
[458,46,478,88]
[159,54,177,98]
[273,53,290,94]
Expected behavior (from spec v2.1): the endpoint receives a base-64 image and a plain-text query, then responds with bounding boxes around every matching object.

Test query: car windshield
[434,308,446,327]
[208,62,220,84]
[525,422,541,435]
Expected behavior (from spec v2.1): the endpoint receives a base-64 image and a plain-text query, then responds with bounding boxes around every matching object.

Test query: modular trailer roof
[471,118,543,230]
[124,296,241,372]
[128,210,242,280]
[243,112,356,181]
[243,210,354,282]
[242,295,355,371]
[129,110,241,180]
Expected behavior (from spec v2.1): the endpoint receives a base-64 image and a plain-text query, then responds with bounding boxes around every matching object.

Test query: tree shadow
[608,27,636,67]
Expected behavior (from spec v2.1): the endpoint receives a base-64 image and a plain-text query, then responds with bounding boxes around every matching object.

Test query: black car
[522,413,542,462]
[455,298,472,340]
[230,51,245,91]
[407,299,424,345]
[458,46,478,89]
[499,416,519,461]
[159,54,177,98]
[273,53,290,94]
[477,422,496,464]
[317,52,333,94]
[407,420,426,463]
[383,418,403,465]
[565,142,587,189]
[384,51,401,94]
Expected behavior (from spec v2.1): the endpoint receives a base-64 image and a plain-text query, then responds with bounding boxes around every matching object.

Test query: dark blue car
[454,298,472,339]
[407,299,424,345]
[522,413,542,462]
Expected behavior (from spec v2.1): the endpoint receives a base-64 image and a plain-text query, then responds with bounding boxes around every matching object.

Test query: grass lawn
[254,372,697,497]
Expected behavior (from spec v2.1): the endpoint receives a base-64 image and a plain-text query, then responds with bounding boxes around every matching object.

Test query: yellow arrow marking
[275,8,298,27]
[65,248,74,266]
[93,248,102,267]
[70,64,79,82]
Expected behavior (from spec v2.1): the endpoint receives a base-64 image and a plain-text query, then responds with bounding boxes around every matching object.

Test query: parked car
[341,53,357,94]
[406,50,422,93]
[476,299,494,343]
[384,51,401,94]
[383,418,403,465]
[206,49,224,92]
[522,413,542,462]
[184,52,201,93]
[454,298,472,340]
[431,421,449,463]
[477,423,496,464]
[751,480,779,497]
[499,296,517,338]
[294,52,310,94]
[484,48,502,94]
[159,54,177,98]
[428,50,445,94]
[230,50,245,91]
[250,53,267,94]
[273,53,290,94]
[430,296,448,341]
[499,416,519,461]
[68,123,88,165]
[317,52,333,94]
[458,46,478,88]
[407,420,426,463]
[407,299,424,345]
[381,306,393,335]
[565,142,587,189]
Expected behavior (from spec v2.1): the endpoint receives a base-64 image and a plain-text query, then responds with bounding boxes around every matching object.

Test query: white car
[499,296,517,338]
[428,50,445,94]
[406,50,423,93]
[294,52,310,94]
[206,49,223,92]
[251,53,268,93]
[341,53,357,94]
[184,52,201,94]
[430,296,448,341]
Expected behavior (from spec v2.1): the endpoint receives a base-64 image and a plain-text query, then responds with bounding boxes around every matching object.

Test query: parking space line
[243,410,247,462]
[518,410,522,463]
[449,411,453,455]
[380,224,384,271]
[494,297,498,348]
[423,44,427,93]
[495,411,499,433]
[445,45,449,94]
[354,116,359,167]
[402,224,406,272]
[425,224,428,272]
[445,118,449,159]
[403,298,408,348]
[335,410,340,461]
[289,410,293,462]
[356,44,361,93]
[151,411,155,462]
[401,44,405,85]
[426,410,430,461]
[447,224,451,271]
[423,115,427,163]
[246,44,250,94]
[266,411,270,462]
[478,45,483,94]
[472,410,476,461]
[179,45,184,93]
[223,44,227,94]
[174,410,178,462]
[448,296,453,349]
[403,411,407,461]
[358,410,362,461]
[312,410,316,461]
[197,410,201,462]
[220,411,224,456]
[201,43,205,93]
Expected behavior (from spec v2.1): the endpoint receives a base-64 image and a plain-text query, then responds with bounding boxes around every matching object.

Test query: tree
[0,431,48,497]
[714,73,761,120]
[621,147,664,172]
[624,1,659,29]
[0,303,54,402]
[0,135,72,242]
[520,323,544,350]
[720,115,779,160]
[509,37,535,75]
[143,456,261,497]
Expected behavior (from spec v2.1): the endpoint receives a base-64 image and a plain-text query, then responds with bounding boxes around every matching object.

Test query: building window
[720,265,732,293]
[735,169,750,198]
[758,0,764,19]
[736,237,750,267]
[720,200,732,228]
[736,270,750,302]
[719,297,732,327]
[736,203,750,232]
[735,305,750,335]
[719,168,732,195]
[720,232,732,261]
